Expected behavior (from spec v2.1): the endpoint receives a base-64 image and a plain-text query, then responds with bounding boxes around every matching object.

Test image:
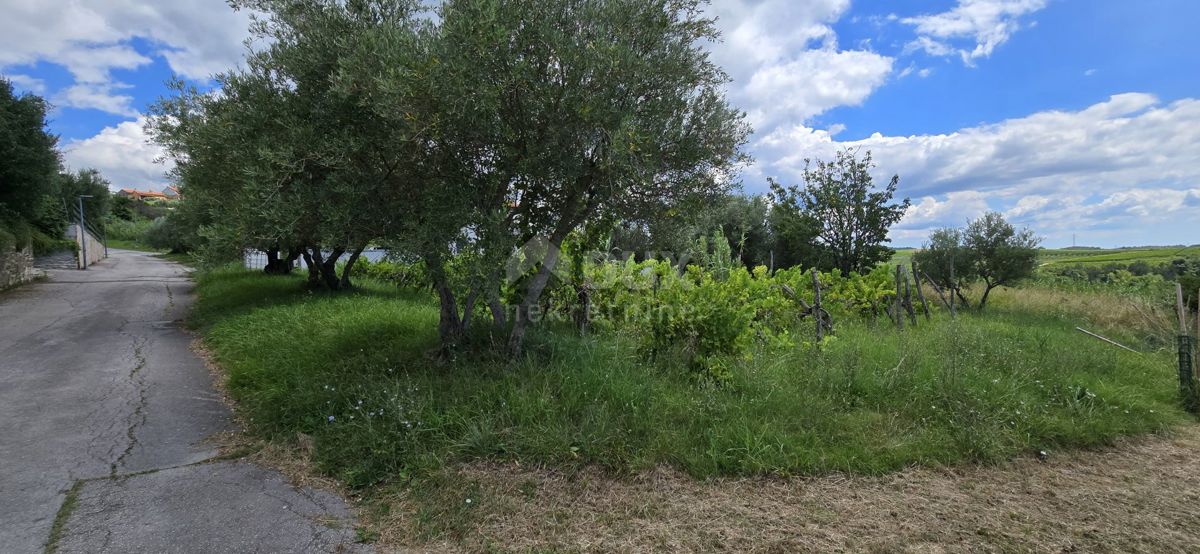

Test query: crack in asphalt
[110,337,148,478]
[8,251,366,553]
[163,283,174,319]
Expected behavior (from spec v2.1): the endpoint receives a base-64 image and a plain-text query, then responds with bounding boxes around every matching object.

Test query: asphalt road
[0,250,364,553]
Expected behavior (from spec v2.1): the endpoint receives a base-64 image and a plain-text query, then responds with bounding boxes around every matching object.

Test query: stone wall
[0,244,35,290]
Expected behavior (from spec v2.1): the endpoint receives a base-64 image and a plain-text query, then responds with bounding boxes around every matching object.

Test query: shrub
[144,215,193,253]
[351,258,429,289]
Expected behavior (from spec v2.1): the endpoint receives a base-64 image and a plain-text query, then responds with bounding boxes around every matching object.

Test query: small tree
[769,149,910,274]
[912,227,974,306]
[963,212,1040,310]
[766,185,821,271]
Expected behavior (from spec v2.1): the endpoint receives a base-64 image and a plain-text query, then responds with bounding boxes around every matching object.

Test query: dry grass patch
[983,285,1176,346]
[367,426,1200,553]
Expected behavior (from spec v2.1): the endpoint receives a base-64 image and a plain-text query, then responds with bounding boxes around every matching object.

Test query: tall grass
[105,218,155,242]
[194,268,1191,488]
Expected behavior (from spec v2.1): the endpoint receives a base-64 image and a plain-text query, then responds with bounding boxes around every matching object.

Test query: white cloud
[6,74,45,94]
[61,117,172,189]
[56,83,139,117]
[892,191,990,242]
[0,0,252,114]
[753,93,1200,241]
[742,48,893,125]
[707,0,894,128]
[901,0,1047,64]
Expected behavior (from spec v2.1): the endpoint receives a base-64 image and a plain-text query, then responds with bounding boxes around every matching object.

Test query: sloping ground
[33,249,78,270]
[374,426,1200,552]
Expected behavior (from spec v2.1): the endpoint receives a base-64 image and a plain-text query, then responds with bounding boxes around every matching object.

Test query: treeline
[0,77,112,254]
[607,149,909,276]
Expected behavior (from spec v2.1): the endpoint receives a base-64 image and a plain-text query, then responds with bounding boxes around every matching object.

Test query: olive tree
[912,227,974,305]
[963,211,1040,310]
[151,1,427,286]
[914,212,1040,310]
[151,0,748,356]
[351,0,750,353]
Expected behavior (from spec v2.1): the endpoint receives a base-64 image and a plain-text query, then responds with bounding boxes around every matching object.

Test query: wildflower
[465,498,472,504]
[327,415,335,423]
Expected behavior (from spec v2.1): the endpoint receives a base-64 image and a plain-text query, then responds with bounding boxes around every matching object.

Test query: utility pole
[78,194,93,270]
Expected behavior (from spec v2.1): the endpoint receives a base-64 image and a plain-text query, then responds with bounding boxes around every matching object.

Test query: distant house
[161,185,180,199]
[117,188,173,203]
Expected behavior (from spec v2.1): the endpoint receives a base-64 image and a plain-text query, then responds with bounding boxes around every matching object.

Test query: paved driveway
[0,250,364,553]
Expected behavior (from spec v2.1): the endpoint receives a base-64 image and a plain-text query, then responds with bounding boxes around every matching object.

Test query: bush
[350,258,429,289]
[144,215,193,253]
[0,220,20,253]
[29,227,75,255]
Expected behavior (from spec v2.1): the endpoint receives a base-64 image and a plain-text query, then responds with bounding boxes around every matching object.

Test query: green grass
[1039,246,1200,267]
[193,268,1192,490]
[107,239,160,252]
[895,245,1199,269]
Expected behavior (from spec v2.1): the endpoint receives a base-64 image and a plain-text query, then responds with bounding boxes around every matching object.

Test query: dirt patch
[371,427,1200,553]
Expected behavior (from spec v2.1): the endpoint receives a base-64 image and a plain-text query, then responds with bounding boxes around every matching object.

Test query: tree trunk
[978,282,996,310]
[461,287,480,332]
[339,244,366,289]
[263,247,291,275]
[317,247,344,290]
[954,287,970,309]
[486,255,507,328]
[508,235,566,356]
[302,249,321,289]
[424,250,463,352]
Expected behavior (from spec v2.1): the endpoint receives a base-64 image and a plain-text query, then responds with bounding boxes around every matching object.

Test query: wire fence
[243,249,389,270]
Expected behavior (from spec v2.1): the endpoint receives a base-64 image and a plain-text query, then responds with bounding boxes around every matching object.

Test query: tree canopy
[0,78,61,227]
[0,76,112,252]
[914,212,1040,310]
[768,149,909,275]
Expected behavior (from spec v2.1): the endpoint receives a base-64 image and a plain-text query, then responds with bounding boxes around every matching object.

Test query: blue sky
[2,0,1198,247]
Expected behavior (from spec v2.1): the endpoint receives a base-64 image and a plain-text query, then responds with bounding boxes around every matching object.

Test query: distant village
[115,185,180,205]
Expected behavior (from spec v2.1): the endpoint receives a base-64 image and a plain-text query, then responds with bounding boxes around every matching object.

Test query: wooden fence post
[912,261,931,321]
[894,265,905,330]
[948,261,957,320]
[922,272,952,312]
[812,269,824,342]
[1177,283,1196,412]
[900,265,917,326]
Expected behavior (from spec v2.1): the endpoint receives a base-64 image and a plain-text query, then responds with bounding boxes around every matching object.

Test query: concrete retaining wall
[67,224,105,268]
[0,244,35,289]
